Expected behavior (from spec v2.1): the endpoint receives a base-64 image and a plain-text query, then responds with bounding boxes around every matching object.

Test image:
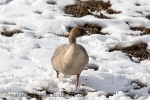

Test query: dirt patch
[106,93,113,98]
[1,26,23,37]
[67,24,106,35]
[0,98,7,100]
[135,3,141,6]
[52,24,105,37]
[62,90,87,97]
[27,93,42,100]
[109,43,149,61]
[130,27,143,32]
[130,80,147,89]
[64,1,120,18]
[34,10,42,14]
[146,14,150,20]
[83,24,105,34]
[86,63,99,71]
[47,0,57,5]
[136,11,143,15]
[130,27,150,35]
[106,8,121,14]
[125,80,147,99]
[2,21,16,25]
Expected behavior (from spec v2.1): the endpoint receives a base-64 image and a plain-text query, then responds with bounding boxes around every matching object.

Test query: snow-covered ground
[0,0,150,99]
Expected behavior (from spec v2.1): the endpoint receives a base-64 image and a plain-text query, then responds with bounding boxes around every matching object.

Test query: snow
[0,0,150,99]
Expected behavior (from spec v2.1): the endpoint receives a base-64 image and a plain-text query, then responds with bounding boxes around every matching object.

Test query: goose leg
[56,71,59,78]
[76,74,80,87]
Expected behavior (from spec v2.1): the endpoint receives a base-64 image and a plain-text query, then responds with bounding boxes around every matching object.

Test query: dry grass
[135,3,141,6]
[67,24,106,35]
[62,90,87,97]
[130,80,147,89]
[146,14,150,20]
[83,24,105,34]
[109,43,149,61]
[56,24,106,37]
[130,27,143,32]
[47,1,57,5]
[130,27,150,36]
[86,63,99,71]
[27,93,42,100]
[64,0,120,18]
[1,26,23,37]
[64,0,121,35]
[106,8,121,14]
[106,93,113,98]
[34,10,42,14]
[2,21,16,25]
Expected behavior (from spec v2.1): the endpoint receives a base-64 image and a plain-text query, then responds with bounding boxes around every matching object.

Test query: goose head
[69,27,90,38]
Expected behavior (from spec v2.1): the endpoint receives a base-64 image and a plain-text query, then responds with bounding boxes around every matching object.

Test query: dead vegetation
[146,14,150,19]
[34,10,42,14]
[86,63,99,71]
[67,24,106,35]
[130,27,150,35]
[130,80,147,89]
[106,8,121,14]
[64,0,121,18]
[135,3,141,6]
[62,90,87,97]
[106,93,113,98]
[83,24,105,34]
[47,0,57,5]
[64,0,121,35]
[1,26,23,37]
[55,24,106,37]
[2,21,16,25]
[125,80,147,98]
[27,93,42,100]
[109,43,150,61]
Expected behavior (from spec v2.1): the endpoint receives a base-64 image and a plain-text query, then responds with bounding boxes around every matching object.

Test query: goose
[51,27,89,87]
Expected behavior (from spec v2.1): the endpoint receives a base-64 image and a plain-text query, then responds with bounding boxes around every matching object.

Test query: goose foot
[56,71,59,78]
[76,74,80,87]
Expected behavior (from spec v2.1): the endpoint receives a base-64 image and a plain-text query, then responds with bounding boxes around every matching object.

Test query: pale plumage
[51,27,89,87]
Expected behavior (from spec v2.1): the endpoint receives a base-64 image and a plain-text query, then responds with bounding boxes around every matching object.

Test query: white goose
[51,27,89,87]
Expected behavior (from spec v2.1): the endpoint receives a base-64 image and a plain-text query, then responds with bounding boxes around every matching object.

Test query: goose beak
[83,32,90,36]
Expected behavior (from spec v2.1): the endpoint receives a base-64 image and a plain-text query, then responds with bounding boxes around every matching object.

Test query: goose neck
[69,36,76,45]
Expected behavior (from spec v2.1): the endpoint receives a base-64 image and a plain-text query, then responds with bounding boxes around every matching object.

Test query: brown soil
[1,26,23,37]
[64,0,121,18]
[86,63,99,71]
[130,80,147,89]
[106,8,121,14]
[62,90,87,97]
[47,1,57,5]
[2,21,16,25]
[106,93,113,98]
[67,24,106,35]
[83,24,105,34]
[135,3,141,6]
[53,24,105,37]
[1,98,7,100]
[130,27,150,36]
[146,14,150,19]
[27,93,42,100]
[109,43,149,61]
[34,10,42,14]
